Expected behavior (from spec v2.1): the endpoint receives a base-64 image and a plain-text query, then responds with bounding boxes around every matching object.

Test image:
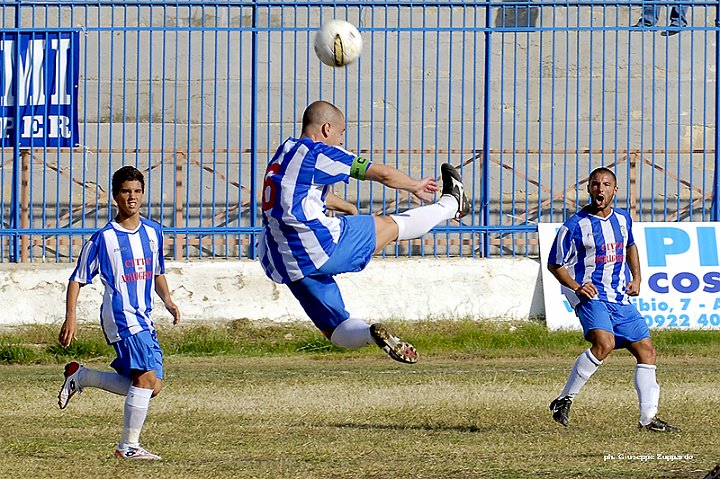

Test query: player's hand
[412,177,439,202]
[58,316,78,347]
[574,282,598,299]
[165,301,181,325]
[626,278,641,296]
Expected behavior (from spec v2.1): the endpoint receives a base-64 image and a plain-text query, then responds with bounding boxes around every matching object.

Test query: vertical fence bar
[248,0,258,259]
[19,149,29,262]
[481,3,491,257]
[713,4,720,221]
[11,26,21,262]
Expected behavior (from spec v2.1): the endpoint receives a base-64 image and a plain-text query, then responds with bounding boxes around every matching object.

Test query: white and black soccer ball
[314,19,363,67]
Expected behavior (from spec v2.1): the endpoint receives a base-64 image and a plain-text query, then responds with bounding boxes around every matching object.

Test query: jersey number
[262,163,281,212]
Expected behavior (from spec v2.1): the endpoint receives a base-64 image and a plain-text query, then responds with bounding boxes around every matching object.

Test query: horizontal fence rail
[0,0,718,262]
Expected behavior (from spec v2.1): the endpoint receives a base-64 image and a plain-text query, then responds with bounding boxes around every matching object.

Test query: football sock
[330,318,373,349]
[635,363,660,425]
[391,195,458,241]
[559,348,603,399]
[78,367,132,396]
[119,386,153,448]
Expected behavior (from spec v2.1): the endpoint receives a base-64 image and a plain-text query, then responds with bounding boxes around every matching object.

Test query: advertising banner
[539,222,720,331]
[0,31,80,147]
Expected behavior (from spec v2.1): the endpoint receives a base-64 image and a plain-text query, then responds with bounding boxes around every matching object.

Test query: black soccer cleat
[549,396,572,427]
[440,163,470,219]
[638,416,681,433]
[369,323,418,364]
[702,463,720,479]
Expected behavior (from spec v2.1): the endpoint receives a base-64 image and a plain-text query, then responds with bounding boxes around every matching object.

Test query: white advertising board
[539,222,720,331]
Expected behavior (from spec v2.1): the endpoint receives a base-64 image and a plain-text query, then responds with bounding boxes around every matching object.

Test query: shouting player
[258,100,469,363]
[57,166,181,459]
[547,167,679,432]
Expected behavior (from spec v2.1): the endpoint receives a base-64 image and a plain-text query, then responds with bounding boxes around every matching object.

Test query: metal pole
[713,10,720,221]
[481,5,492,256]
[10,8,22,261]
[248,0,259,258]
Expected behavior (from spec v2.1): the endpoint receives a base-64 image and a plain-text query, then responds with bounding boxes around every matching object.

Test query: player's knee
[594,340,615,359]
[640,342,656,363]
[152,380,163,397]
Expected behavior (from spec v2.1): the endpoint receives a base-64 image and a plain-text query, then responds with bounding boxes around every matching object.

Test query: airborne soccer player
[57,166,181,460]
[547,167,679,432]
[259,100,469,363]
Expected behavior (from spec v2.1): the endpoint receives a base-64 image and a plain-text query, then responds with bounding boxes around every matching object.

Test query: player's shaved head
[589,167,616,185]
[302,100,344,133]
[301,100,346,146]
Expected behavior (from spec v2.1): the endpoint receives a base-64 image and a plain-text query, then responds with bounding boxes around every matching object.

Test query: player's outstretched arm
[155,274,181,324]
[364,163,438,202]
[325,191,358,215]
[59,280,82,347]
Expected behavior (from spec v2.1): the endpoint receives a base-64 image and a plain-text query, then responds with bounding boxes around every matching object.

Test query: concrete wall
[0,257,544,326]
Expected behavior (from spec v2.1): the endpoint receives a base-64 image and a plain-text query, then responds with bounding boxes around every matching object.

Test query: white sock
[635,364,660,425]
[391,195,458,240]
[559,349,603,399]
[78,367,132,396]
[119,386,153,449]
[330,318,373,349]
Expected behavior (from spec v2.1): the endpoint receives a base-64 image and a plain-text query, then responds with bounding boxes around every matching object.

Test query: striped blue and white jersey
[70,218,165,344]
[547,207,635,308]
[258,136,368,284]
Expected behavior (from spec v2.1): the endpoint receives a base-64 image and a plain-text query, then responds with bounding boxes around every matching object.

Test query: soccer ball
[314,19,363,67]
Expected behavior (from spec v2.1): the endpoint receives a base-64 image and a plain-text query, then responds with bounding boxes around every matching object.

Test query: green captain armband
[350,156,370,180]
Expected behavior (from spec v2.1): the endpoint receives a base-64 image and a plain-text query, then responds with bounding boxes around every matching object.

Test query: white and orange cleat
[58,361,83,409]
[115,445,161,460]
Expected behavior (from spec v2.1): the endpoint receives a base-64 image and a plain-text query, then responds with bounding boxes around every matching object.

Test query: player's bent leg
[330,318,373,349]
[373,215,399,253]
[151,378,163,398]
[131,369,158,389]
[78,367,132,396]
[627,337,657,365]
[586,329,615,361]
[286,275,351,334]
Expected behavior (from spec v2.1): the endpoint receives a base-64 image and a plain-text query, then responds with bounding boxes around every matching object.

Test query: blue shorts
[316,215,376,276]
[287,215,376,331]
[575,300,651,348]
[110,329,164,379]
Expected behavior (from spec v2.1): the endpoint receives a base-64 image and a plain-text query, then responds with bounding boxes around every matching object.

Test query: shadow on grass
[319,421,488,433]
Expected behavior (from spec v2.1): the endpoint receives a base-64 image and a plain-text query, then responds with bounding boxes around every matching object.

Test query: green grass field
[1,321,718,478]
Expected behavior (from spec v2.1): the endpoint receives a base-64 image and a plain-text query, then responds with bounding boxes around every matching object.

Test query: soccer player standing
[57,166,181,459]
[547,167,679,432]
[259,100,469,363]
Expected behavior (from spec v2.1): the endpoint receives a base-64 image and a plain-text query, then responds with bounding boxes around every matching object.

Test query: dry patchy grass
[1,353,718,478]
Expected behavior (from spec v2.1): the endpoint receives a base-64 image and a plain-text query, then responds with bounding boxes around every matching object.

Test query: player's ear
[321,122,332,139]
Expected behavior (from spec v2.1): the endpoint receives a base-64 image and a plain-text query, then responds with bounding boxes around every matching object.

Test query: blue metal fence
[0,0,718,262]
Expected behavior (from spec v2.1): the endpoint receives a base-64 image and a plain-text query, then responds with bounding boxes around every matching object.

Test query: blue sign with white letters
[0,31,80,147]
[539,223,720,330]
